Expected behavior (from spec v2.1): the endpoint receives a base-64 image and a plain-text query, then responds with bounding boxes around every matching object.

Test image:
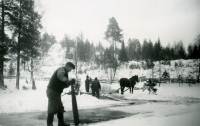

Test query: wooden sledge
[116,87,130,93]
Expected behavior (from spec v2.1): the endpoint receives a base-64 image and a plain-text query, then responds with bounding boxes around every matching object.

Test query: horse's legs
[132,86,134,94]
[121,86,124,94]
[130,87,132,94]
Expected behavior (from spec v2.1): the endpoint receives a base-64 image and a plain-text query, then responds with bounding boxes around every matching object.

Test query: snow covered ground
[1,78,200,126]
[89,82,200,126]
[91,103,200,126]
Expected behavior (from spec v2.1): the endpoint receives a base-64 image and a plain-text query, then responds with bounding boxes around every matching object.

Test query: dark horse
[120,75,139,94]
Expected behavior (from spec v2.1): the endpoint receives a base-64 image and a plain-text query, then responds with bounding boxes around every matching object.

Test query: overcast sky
[37,0,200,48]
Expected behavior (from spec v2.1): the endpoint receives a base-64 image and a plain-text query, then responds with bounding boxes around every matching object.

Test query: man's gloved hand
[69,78,76,85]
[65,78,76,88]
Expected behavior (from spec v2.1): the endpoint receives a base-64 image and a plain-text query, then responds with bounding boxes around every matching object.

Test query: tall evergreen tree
[162,43,172,60]
[8,0,42,89]
[118,40,129,62]
[0,0,6,88]
[22,0,42,90]
[60,34,75,59]
[153,38,163,61]
[13,0,24,89]
[0,0,16,88]
[193,45,199,59]
[41,32,56,56]
[170,47,175,60]
[94,41,105,68]
[173,40,186,59]
[127,38,134,60]
[77,34,87,62]
[148,40,154,61]
[104,17,123,82]
[135,39,142,60]
[85,39,94,63]
[141,39,149,60]
[178,45,186,59]
[141,39,155,71]
[105,17,123,57]
[127,38,141,61]
[187,44,194,59]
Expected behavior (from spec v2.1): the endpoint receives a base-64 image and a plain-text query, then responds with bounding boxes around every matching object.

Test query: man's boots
[47,113,54,126]
[57,113,70,126]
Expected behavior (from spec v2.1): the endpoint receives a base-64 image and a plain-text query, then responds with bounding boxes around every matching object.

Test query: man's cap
[65,62,75,69]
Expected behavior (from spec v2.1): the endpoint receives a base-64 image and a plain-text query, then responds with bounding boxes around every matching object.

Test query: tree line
[59,32,200,70]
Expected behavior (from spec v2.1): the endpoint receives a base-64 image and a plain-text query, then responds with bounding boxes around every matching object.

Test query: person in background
[46,62,76,126]
[89,77,92,84]
[91,77,101,99]
[85,75,90,92]
[89,77,93,93]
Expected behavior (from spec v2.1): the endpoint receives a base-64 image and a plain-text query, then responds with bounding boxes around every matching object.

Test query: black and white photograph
[0,0,200,126]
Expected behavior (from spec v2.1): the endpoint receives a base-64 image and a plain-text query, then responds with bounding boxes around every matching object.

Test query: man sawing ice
[46,62,76,126]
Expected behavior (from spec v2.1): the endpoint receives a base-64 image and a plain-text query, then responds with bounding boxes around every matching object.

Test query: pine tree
[85,39,93,62]
[0,0,16,88]
[153,38,163,61]
[60,34,75,59]
[148,40,154,60]
[162,44,171,60]
[0,0,6,88]
[12,0,26,89]
[173,40,185,59]
[162,70,170,79]
[25,0,43,90]
[77,33,85,61]
[170,47,175,60]
[41,32,56,57]
[141,39,149,60]
[8,0,42,89]
[105,17,123,54]
[127,38,141,61]
[127,38,133,60]
[187,44,194,59]
[118,40,128,62]
[135,39,141,61]
[178,46,186,59]
[105,17,123,82]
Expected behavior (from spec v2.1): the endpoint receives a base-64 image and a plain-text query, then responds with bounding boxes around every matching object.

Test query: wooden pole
[71,84,79,125]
